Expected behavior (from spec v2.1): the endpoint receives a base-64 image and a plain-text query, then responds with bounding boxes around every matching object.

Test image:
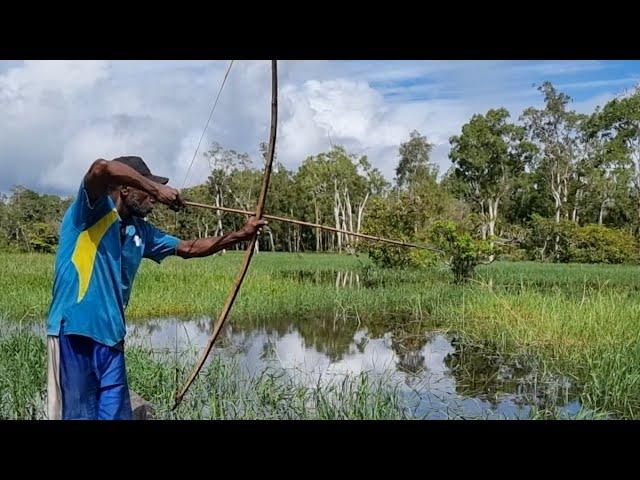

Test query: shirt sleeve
[69,179,113,231]
[142,221,181,264]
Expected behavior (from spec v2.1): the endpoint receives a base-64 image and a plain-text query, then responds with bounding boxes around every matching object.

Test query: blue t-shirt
[46,182,181,347]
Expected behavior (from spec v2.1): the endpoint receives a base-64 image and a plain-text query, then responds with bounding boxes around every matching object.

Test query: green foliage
[494,223,530,261]
[362,196,432,268]
[295,145,384,252]
[526,214,640,264]
[27,222,59,253]
[428,220,494,283]
[395,130,437,192]
[362,188,459,269]
[521,82,584,225]
[0,187,69,253]
[569,225,640,264]
[449,108,534,204]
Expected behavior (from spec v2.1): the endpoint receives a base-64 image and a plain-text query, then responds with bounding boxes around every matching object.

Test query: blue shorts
[47,333,132,420]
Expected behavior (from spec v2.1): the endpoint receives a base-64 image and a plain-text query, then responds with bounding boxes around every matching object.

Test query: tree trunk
[314,196,321,252]
[334,180,342,253]
[486,197,499,262]
[552,177,562,258]
[562,177,570,220]
[599,201,605,225]
[268,228,275,251]
[572,187,583,223]
[356,192,369,247]
[344,187,354,247]
[487,198,498,239]
[215,192,225,253]
[478,199,488,240]
[286,225,291,252]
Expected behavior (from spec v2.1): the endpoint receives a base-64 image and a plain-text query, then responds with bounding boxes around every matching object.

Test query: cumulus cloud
[1,60,638,195]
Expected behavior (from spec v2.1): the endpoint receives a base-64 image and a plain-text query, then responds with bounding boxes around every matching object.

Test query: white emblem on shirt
[134,235,141,247]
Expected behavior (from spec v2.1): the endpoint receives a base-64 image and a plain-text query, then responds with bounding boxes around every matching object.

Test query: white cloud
[1,60,637,195]
[0,60,109,107]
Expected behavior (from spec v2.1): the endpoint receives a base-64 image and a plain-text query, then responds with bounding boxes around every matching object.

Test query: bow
[172,60,278,410]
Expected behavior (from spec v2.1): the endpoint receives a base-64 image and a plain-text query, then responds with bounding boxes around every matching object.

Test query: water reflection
[127,316,583,419]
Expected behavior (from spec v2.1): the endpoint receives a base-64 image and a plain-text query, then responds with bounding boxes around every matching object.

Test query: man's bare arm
[176,217,267,259]
[83,159,184,209]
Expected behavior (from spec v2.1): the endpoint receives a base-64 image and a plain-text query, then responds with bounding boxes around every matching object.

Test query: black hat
[112,156,169,185]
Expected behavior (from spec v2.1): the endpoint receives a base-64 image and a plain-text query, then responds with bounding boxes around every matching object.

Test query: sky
[1,60,639,197]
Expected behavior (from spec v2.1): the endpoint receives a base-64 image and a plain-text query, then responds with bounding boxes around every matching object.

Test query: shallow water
[126,315,584,419]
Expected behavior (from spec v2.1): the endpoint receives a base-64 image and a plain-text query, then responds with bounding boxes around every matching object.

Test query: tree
[501,168,555,228]
[362,195,436,268]
[572,120,633,226]
[586,85,640,232]
[522,82,584,223]
[202,142,261,250]
[521,82,584,257]
[295,146,383,252]
[261,162,297,251]
[0,186,71,252]
[150,183,215,240]
[395,130,437,194]
[449,108,535,250]
[364,168,466,269]
[428,220,494,284]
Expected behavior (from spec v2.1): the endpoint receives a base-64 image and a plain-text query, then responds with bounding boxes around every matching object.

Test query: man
[46,155,266,420]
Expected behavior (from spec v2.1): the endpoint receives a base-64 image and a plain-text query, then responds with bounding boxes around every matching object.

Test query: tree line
[2,81,639,279]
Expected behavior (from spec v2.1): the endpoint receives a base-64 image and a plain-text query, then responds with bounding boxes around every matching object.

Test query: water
[126,315,584,419]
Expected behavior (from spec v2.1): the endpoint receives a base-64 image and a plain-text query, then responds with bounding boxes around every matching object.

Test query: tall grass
[1,252,640,418]
[0,319,47,419]
[126,345,406,420]
[435,276,640,418]
[0,321,407,420]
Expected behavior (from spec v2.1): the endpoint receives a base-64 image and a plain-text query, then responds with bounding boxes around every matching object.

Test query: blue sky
[346,60,640,103]
[1,60,639,196]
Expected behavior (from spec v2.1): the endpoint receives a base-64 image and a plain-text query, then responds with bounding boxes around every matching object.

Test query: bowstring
[174,59,235,406]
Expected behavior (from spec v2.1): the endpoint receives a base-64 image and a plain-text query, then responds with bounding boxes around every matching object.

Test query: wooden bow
[172,60,278,410]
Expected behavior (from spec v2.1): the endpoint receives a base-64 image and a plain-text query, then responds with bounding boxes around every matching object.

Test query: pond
[126,313,584,419]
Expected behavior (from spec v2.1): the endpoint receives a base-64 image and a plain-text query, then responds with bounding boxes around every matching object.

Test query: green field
[1,252,639,419]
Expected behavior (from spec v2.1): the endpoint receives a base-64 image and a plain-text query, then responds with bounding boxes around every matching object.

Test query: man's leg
[98,383,132,420]
[46,336,62,420]
[58,334,99,420]
[95,343,132,420]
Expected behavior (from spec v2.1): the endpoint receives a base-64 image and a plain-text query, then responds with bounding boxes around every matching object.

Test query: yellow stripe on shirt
[71,209,119,302]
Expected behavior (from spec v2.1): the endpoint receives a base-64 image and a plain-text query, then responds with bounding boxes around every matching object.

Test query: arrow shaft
[183,200,441,252]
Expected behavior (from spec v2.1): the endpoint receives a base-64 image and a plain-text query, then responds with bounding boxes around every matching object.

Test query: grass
[0,319,407,420]
[126,345,407,420]
[445,273,640,418]
[0,320,47,419]
[1,252,639,419]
